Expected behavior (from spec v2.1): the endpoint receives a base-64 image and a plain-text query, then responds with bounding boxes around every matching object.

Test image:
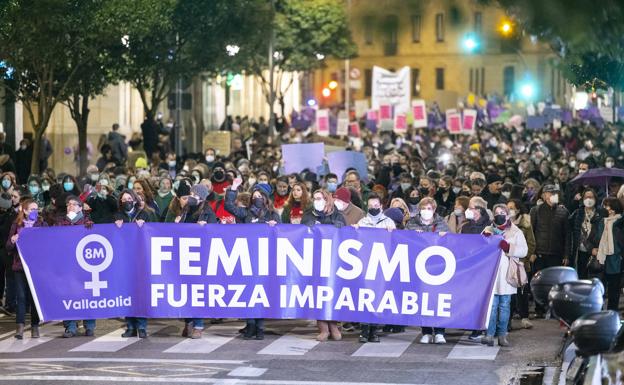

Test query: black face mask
[368,208,381,216]
[419,187,430,196]
[494,214,507,226]
[407,196,420,205]
[253,197,264,208]
[213,170,225,182]
[123,201,134,212]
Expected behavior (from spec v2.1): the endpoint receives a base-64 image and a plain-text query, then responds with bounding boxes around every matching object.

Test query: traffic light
[462,34,479,53]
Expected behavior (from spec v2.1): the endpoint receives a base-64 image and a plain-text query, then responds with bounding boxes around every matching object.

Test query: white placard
[372,66,411,115]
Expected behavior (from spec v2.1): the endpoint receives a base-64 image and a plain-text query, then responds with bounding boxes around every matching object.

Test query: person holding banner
[354,193,395,343]
[225,177,281,340]
[333,187,365,226]
[114,189,151,339]
[175,184,218,339]
[7,198,47,339]
[54,195,97,338]
[281,182,311,225]
[406,197,450,345]
[482,204,528,347]
[302,189,346,341]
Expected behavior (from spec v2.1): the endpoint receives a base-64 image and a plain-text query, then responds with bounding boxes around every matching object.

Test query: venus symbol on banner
[75,234,114,297]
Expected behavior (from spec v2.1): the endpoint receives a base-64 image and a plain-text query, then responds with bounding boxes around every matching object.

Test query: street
[0,315,563,385]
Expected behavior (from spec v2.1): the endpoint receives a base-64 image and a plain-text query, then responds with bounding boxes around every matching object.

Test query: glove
[499,240,510,253]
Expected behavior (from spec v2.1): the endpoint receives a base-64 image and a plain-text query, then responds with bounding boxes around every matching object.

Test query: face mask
[63,182,74,192]
[128,181,134,190]
[168,160,176,168]
[314,200,326,211]
[452,187,461,194]
[494,214,507,226]
[1,179,10,190]
[67,211,78,221]
[42,183,50,192]
[99,179,109,187]
[253,197,264,208]
[419,187,429,196]
[334,200,346,211]
[27,210,38,221]
[368,207,381,216]
[400,183,411,191]
[29,185,40,195]
[248,178,257,186]
[549,194,559,205]
[123,201,134,212]
[465,209,475,220]
[192,174,201,183]
[407,196,420,205]
[98,189,108,198]
[454,208,463,216]
[578,169,587,175]
[509,209,517,219]
[420,209,434,220]
[213,170,225,181]
[584,198,595,208]
[502,191,511,199]
[205,155,215,163]
[187,196,199,207]
[569,161,577,168]
[90,174,99,182]
[327,182,337,193]
[606,162,614,168]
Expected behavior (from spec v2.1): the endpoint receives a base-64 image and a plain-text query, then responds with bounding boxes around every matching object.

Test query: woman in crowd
[446,196,469,233]
[86,181,117,224]
[482,204,528,347]
[114,189,150,338]
[281,182,310,224]
[133,179,159,217]
[6,198,47,339]
[225,178,281,340]
[154,176,174,222]
[302,189,345,341]
[569,188,601,279]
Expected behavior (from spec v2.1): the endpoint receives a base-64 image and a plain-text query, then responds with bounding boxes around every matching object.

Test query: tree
[0,0,91,174]
[236,0,357,119]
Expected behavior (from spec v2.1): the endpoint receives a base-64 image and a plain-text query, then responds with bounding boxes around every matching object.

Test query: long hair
[117,189,140,212]
[16,198,36,227]
[134,179,155,206]
[285,182,310,209]
[312,189,335,215]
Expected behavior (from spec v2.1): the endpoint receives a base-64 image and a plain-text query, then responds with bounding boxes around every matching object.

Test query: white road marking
[257,327,319,356]
[351,330,419,358]
[0,357,246,364]
[227,366,267,377]
[0,322,62,353]
[446,335,500,360]
[164,325,240,354]
[70,325,167,353]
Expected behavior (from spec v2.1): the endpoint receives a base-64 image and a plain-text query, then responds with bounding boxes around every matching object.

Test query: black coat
[181,202,218,224]
[530,203,570,258]
[301,209,346,227]
[460,209,491,234]
[224,189,281,224]
[569,208,601,260]
[87,194,118,224]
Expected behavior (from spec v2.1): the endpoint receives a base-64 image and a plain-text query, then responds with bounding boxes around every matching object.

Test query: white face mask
[549,194,559,205]
[420,209,434,221]
[509,209,517,219]
[67,211,78,221]
[248,178,257,186]
[578,169,587,175]
[205,155,215,163]
[502,191,511,199]
[606,162,614,168]
[314,199,326,212]
[334,200,346,211]
[583,198,595,208]
[465,209,475,220]
[454,208,463,216]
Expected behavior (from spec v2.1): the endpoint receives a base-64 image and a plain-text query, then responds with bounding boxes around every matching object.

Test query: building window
[365,68,372,97]
[469,68,474,93]
[411,15,421,43]
[383,15,399,56]
[412,68,421,97]
[475,69,480,94]
[435,68,445,90]
[364,16,373,45]
[474,12,482,34]
[480,67,485,95]
[435,13,444,42]
[503,66,515,98]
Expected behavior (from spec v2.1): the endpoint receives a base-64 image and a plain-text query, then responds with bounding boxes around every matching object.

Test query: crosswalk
[0,322,504,360]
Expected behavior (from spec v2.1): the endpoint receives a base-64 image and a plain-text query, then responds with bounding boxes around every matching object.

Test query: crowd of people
[1,112,623,348]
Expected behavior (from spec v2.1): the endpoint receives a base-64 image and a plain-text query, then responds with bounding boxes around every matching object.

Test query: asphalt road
[0,314,564,385]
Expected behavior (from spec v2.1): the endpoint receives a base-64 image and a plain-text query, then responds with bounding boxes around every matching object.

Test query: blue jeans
[64,320,96,333]
[125,317,147,331]
[15,271,38,326]
[184,318,204,329]
[246,318,264,330]
[487,295,511,337]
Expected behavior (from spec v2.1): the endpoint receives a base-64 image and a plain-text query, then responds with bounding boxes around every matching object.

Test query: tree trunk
[279,95,285,118]
[77,99,90,177]
[30,129,43,175]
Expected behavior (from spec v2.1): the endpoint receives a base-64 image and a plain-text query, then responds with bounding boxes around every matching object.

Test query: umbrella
[569,167,624,191]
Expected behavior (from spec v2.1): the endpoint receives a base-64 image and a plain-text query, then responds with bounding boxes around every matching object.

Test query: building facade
[312,0,570,110]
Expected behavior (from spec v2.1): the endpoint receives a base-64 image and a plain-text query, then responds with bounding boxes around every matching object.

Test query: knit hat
[135,157,148,169]
[175,179,192,197]
[253,182,273,197]
[486,173,503,185]
[334,187,351,203]
[191,184,209,201]
[543,184,559,193]
[384,207,404,225]
[0,192,11,209]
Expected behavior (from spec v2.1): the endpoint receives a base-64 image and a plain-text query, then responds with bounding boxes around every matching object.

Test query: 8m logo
[84,247,105,259]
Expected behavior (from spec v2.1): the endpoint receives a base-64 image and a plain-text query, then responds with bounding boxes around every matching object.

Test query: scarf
[597,214,622,264]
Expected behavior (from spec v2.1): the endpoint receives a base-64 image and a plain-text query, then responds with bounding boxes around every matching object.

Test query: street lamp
[499,20,513,37]
[462,34,479,53]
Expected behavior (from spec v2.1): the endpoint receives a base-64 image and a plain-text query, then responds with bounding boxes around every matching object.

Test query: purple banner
[17,224,502,329]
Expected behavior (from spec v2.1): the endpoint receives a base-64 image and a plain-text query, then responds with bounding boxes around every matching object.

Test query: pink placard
[463,115,474,130]
[447,114,461,133]
[379,104,392,120]
[366,110,378,122]
[394,114,407,134]
[317,117,329,132]
[413,105,425,120]
[349,122,360,137]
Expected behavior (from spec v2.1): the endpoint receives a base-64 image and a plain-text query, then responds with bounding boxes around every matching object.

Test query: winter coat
[484,223,528,295]
[460,211,491,235]
[113,208,151,223]
[530,203,570,259]
[281,201,310,224]
[154,192,174,222]
[340,203,365,226]
[301,209,346,227]
[357,213,396,229]
[405,213,449,233]
[86,194,118,224]
[7,218,48,271]
[179,201,218,224]
[513,214,536,272]
[569,207,601,261]
[108,131,128,163]
[593,216,624,274]
[224,189,281,224]
[445,212,466,234]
